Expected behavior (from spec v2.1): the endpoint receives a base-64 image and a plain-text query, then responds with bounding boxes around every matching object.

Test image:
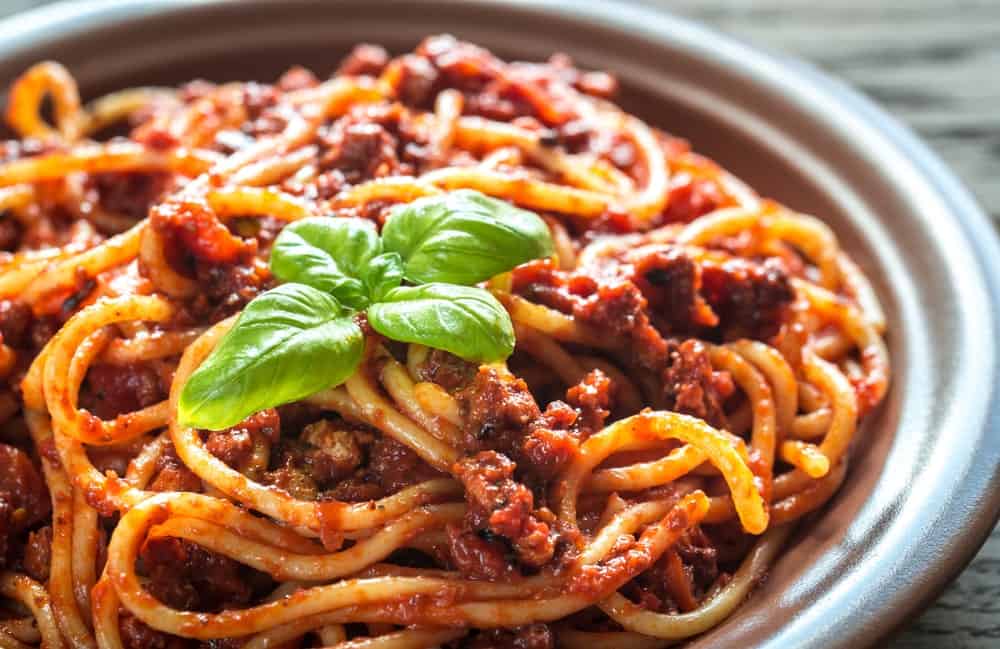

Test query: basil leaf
[178,284,364,430]
[363,252,404,303]
[367,283,514,362]
[270,217,381,309]
[382,189,555,286]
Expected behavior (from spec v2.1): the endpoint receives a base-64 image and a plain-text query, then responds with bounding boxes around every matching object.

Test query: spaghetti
[0,36,889,648]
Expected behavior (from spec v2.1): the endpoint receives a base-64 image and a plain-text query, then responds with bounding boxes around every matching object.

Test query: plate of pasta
[0,1,998,648]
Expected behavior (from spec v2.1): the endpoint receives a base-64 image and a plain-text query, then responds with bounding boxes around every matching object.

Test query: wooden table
[3,0,999,646]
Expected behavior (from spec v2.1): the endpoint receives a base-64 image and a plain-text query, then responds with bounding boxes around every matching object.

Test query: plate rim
[0,0,997,646]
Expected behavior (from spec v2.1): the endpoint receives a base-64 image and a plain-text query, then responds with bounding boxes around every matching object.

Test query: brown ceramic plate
[1,1,998,647]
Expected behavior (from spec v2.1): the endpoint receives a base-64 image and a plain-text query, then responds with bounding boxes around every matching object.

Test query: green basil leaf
[178,283,364,430]
[367,283,514,362]
[270,217,381,309]
[381,189,555,286]
[363,252,404,303]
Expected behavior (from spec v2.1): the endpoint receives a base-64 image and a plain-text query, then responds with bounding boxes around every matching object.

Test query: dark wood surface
[3,0,998,646]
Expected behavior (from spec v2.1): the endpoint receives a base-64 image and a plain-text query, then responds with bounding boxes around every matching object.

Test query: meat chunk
[300,420,364,480]
[675,525,720,598]
[662,339,734,429]
[520,400,578,480]
[662,173,726,224]
[0,218,21,251]
[205,409,279,471]
[517,370,611,481]
[87,171,170,223]
[628,246,717,334]
[22,525,52,582]
[193,262,270,323]
[337,44,390,77]
[565,369,613,433]
[264,419,367,500]
[700,258,794,340]
[119,614,190,649]
[573,280,645,337]
[457,367,541,457]
[148,443,202,493]
[151,198,251,268]
[415,349,477,391]
[276,65,319,91]
[445,523,513,581]
[367,434,442,494]
[465,624,555,649]
[0,299,32,348]
[454,451,555,568]
[140,537,266,611]
[0,444,50,567]
[320,121,398,184]
[511,258,674,370]
[82,362,166,420]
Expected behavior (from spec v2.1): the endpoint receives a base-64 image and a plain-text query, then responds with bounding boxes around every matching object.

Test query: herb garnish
[178,190,554,430]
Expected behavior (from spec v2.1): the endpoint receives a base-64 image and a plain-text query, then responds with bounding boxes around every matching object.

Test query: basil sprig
[178,190,553,430]
[382,189,554,285]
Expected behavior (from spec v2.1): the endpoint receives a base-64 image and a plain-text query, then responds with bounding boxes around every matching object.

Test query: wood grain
[3,1,999,646]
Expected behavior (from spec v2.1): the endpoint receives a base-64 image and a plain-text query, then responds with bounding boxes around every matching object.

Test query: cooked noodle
[0,37,889,648]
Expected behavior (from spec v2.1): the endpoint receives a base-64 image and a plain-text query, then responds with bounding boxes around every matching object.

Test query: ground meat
[454,451,555,568]
[662,173,726,224]
[0,218,20,251]
[29,315,59,351]
[675,525,720,598]
[191,262,270,323]
[320,121,399,184]
[82,362,166,420]
[22,525,52,582]
[276,65,319,92]
[337,44,390,77]
[517,371,609,482]
[662,339,734,429]
[416,349,477,391]
[262,451,320,501]
[390,54,441,108]
[140,537,267,611]
[148,196,271,322]
[553,119,592,154]
[150,197,253,271]
[700,258,794,340]
[0,299,32,348]
[457,368,541,457]
[368,434,442,494]
[565,369,613,432]
[0,444,50,566]
[520,401,578,480]
[300,420,364,479]
[416,35,570,124]
[510,258,673,369]
[205,409,279,470]
[119,614,190,649]
[148,443,202,493]
[264,421,367,500]
[87,172,170,222]
[463,624,555,649]
[327,476,384,503]
[574,280,645,337]
[445,523,513,581]
[204,427,254,469]
[628,246,718,334]
[0,500,9,568]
